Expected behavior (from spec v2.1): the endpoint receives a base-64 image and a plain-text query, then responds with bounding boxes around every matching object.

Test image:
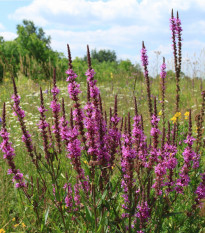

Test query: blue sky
[1,0,205,77]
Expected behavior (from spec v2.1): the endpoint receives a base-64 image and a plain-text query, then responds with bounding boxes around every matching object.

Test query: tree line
[0,20,144,83]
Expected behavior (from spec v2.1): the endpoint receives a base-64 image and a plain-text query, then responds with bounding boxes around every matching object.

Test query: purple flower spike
[50,68,61,153]
[195,173,205,205]
[160,62,166,80]
[141,47,149,67]
[11,78,34,157]
[0,103,26,189]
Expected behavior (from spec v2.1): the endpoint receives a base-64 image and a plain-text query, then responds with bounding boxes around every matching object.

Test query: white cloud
[0,23,5,30]
[5,0,205,76]
[9,0,190,28]
[46,24,153,57]
[0,32,17,41]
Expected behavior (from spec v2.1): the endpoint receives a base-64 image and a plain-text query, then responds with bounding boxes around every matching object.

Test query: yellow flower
[14,224,19,228]
[110,72,113,79]
[84,160,88,164]
[184,111,189,120]
[175,112,181,118]
[12,217,15,222]
[158,110,162,116]
[0,229,5,233]
[171,116,177,123]
[21,223,26,228]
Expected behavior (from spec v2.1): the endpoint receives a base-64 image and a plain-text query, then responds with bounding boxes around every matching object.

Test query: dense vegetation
[0,11,204,233]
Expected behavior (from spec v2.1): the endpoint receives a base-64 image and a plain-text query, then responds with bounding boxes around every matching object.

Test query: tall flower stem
[50,68,61,154]
[66,44,87,149]
[160,57,167,148]
[141,41,153,119]
[12,77,35,163]
[38,88,50,163]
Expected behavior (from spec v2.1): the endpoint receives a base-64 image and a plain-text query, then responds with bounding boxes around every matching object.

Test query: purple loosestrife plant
[195,173,205,207]
[38,88,50,163]
[84,46,102,166]
[50,68,61,154]
[176,110,200,193]
[170,9,182,114]
[11,77,34,162]
[63,183,73,210]
[164,135,178,194]
[67,121,90,193]
[136,201,150,231]
[121,113,136,230]
[60,102,89,193]
[106,95,121,171]
[141,42,152,118]
[66,45,86,148]
[0,12,204,231]
[160,57,167,147]
[0,103,26,189]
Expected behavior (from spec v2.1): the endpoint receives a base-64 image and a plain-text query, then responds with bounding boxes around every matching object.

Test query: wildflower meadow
[0,10,205,233]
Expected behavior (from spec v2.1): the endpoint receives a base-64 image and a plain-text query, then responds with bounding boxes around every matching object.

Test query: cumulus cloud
[6,0,205,69]
[0,23,5,30]
[9,0,183,28]
[0,32,17,41]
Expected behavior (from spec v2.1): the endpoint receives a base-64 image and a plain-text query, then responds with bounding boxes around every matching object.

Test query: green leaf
[164,212,183,217]
[45,207,50,224]
[85,205,93,224]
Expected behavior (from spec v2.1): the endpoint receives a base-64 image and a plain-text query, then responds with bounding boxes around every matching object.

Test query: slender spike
[105,111,107,125]
[67,44,73,69]
[12,76,18,96]
[40,87,44,107]
[141,114,144,131]
[167,121,171,144]
[70,108,73,129]
[134,96,138,116]
[99,94,103,114]
[62,98,65,118]
[53,68,56,87]
[114,95,118,116]
[109,108,113,129]
[2,102,6,128]
[124,117,127,134]
[87,45,92,70]
[128,112,131,136]
[87,82,90,102]
[120,117,124,132]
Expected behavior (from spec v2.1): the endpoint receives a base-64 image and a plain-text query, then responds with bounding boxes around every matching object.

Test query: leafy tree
[16,20,57,79]
[16,20,51,49]
[84,49,117,63]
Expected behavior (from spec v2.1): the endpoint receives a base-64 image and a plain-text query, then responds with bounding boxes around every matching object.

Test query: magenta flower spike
[11,77,34,160]
[0,103,26,188]
[141,42,153,118]
[38,88,50,162]
[66,44,86,145]
[195,173,205,207]
[50,68,61,154]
